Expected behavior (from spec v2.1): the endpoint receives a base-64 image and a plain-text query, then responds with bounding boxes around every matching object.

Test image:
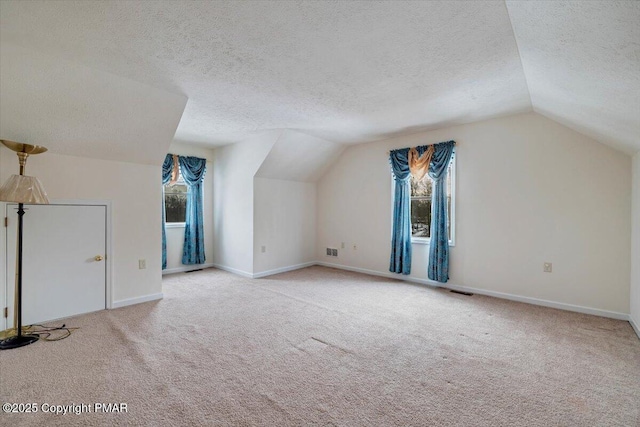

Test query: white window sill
[412,238,455,247]
[165,222,186,229]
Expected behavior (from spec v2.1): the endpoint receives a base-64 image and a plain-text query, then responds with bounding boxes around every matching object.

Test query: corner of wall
[630,152,640,338]
[211,132,279,274]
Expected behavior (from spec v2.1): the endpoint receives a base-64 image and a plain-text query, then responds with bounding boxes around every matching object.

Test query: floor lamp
[0,140,49,350]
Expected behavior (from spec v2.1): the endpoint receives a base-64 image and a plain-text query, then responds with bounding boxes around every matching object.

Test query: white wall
[253,178,316,275]
[0,146,162,305]
[317,112,632,315]
[213,130,336,277]
[251,129,341,276]
[631,152,640,334]
[163,142,215,273]
[212,132,279,275]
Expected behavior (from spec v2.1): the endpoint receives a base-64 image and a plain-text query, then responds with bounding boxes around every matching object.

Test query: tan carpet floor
[1,266,639,426]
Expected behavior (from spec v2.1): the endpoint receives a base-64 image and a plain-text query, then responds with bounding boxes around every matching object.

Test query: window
[164,169,187,223]
[410,152,455,243]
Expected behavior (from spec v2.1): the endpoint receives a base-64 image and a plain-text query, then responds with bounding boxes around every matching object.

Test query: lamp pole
[14,152,31,342]
[0,141,48,350]
[15,203,27,342]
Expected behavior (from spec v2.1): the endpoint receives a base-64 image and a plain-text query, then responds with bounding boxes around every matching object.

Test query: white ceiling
[0,43,187,165]
[0,0,638,158]
[506,1,640,154]
[256,130,345,182]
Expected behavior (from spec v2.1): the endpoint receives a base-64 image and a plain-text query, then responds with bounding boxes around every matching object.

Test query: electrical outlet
[261,245,266,253]
[326,248,332,256]
[543,262,552,273]
[341,242,345,249]
[139,259,146,269]
[331,248,338,257]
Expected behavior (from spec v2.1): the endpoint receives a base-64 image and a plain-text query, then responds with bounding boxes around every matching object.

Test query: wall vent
[326,248,338,257]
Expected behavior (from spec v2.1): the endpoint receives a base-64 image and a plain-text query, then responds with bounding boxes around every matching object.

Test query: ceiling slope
[507,1,640,154]
[0,42,187,165]
[256,130,345,182]
[0,0,530,147]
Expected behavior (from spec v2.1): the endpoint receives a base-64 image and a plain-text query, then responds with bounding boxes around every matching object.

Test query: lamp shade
[0,174,50,204]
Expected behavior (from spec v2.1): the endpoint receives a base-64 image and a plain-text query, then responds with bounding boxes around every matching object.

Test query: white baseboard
[162,263,216,276]
[316,261,630,321]
[112,293,163,309]
[444,283,629,321]
[210,263,254,278]
[253,262,316,279]
[212,261,316,279]
[316,261,440,288]
[630,316,640,340]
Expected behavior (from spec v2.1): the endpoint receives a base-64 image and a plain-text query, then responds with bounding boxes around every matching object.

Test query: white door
[5,204,107,326]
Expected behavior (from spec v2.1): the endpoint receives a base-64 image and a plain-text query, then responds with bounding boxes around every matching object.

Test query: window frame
[406,150,456,247]
[163,169,188,227]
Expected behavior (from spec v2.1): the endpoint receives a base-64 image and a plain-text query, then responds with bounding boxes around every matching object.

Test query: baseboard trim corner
[112,293,163,309]
[630,316,640,340]
[210,263,254,278]
[162,263,216,276]
[253,262,316,279]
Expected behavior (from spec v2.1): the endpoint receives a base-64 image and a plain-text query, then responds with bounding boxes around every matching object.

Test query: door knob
[94,255,104,262]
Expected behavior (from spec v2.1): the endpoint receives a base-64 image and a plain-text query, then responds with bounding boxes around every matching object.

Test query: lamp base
[0,334,39,350]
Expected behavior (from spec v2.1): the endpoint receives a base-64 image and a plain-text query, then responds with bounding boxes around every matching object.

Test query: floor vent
[450,289,473,296]
[185,269,204,273]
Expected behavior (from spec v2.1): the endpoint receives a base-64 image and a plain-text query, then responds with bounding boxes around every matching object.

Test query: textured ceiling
[0,0,530,148]
[0,0,637,157]
[506,1,640,154]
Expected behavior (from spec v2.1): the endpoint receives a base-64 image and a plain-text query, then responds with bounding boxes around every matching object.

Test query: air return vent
[450,290,473,296]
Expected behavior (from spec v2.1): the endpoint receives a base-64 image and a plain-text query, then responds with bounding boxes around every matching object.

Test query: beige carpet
[1,266,639,426]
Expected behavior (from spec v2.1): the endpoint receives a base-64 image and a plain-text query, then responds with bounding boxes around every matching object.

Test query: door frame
[1,199,113,331]
[0,201,6,331]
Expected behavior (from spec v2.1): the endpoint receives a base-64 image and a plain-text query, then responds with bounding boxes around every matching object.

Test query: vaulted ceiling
[0,0,638,164]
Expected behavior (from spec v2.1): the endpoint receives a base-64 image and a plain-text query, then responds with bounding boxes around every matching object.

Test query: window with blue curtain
[389,141,455,282]
[162,154,207,268]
